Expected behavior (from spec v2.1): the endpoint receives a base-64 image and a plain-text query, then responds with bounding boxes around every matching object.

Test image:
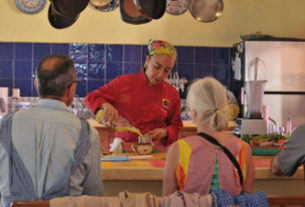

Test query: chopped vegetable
[241,133,287,146]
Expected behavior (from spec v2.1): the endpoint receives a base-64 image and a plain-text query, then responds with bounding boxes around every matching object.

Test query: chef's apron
[0,112,92,207]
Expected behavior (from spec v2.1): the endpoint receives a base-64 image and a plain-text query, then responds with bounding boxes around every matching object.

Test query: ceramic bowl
[131,144,154,155]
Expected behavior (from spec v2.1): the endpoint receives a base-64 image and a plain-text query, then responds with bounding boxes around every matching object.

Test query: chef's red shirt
[85,70,183,151]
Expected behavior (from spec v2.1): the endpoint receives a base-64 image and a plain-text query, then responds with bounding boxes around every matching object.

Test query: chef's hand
[101,102,118,126]
[149,128,168,140]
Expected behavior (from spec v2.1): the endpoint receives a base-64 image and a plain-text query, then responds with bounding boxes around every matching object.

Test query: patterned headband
[147,39,177,59]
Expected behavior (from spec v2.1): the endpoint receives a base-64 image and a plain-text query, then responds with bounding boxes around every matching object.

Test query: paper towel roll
[12,88,20,98]
[0,87,8,115]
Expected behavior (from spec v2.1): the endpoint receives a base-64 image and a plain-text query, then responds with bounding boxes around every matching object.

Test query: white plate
[166,0,191,15]
[15,0,47,14]
[128,155,153,160]
[90,0,119,12]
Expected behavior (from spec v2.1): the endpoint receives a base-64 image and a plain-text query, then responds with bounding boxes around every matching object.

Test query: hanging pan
[133,0,166,19]
[189,0,223,23]
[48,0,89,29]
[119,0,151,24]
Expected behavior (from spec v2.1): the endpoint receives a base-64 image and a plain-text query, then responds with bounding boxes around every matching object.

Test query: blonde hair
[187,77,228,131]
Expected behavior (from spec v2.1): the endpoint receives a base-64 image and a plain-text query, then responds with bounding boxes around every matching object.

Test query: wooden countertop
[101,153,165,181]
[88,119,236,130]
[101,153,304,181]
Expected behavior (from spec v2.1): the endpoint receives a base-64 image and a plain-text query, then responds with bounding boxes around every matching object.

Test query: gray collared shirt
[278,124,305,176]
[0,99,103,198]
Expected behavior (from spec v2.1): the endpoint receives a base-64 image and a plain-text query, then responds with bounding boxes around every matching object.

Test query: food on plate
[241,133,287,146]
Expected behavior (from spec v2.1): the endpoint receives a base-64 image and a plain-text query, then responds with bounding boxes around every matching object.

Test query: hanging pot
[133,0,166,19]
[50,0,89,17]
[189,0,223,23]
[48,3,79,29]
[48,0,89,29]
[119,0,151,24]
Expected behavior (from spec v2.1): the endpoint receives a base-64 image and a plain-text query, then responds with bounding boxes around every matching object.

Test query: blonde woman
[163,77,254,196]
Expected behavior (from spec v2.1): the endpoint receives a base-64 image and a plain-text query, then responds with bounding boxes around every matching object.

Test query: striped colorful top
[176,135,247,195]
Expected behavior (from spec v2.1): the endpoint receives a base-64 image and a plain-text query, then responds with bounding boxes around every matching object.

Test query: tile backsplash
[0,42,231,97]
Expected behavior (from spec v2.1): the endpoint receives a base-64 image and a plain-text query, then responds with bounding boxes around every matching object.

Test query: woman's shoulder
[182,135,203,142]
[179,135,210,149]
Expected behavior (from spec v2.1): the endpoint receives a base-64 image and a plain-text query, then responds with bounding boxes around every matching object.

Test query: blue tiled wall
[0,42,231,97]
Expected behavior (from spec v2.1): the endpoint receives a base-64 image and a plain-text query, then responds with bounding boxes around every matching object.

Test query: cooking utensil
[244,80,266,119]
[189,0,223,23]
[50,0,89,16]
[133,0,166,19]
[48,0,89,29]
[138,133,152,144]
[116,126,143,137]
[96,109,144,138]
[166,0,191,15]
[131,144,154,155]
[119,0,151,24]
[48,6,79,29]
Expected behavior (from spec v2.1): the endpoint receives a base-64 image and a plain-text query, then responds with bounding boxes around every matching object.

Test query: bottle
[286,113,292,137]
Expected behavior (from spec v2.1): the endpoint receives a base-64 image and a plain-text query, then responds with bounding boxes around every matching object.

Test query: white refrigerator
[230,40,305,129]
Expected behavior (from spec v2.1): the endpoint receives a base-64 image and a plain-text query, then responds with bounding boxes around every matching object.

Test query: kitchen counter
[101,153,305,196]
[89,119,305,195]
[88,119,236,151]
[88,119,236,130]
[101,153,303,180]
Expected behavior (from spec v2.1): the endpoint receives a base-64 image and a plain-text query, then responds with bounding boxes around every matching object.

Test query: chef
[85,39,183,152]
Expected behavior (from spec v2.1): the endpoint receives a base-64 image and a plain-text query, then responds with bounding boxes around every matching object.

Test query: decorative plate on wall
[90,0,119,12]
[166,0,191,15]
[15,0,47,14]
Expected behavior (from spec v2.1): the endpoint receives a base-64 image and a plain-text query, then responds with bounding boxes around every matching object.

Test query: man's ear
[65,84,73,97]
[144,56,150,68]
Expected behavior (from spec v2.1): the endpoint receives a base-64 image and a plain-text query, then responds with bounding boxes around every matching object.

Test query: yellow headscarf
[147,39,177,60]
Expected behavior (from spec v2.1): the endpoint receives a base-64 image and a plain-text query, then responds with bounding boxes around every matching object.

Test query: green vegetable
[241,133,287,144]
[241,134,253,144]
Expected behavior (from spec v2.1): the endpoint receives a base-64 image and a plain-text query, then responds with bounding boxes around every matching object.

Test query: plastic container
[286,113,292,137]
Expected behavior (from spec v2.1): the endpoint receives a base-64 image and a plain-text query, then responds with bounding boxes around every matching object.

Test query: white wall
[1,0,305,46]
